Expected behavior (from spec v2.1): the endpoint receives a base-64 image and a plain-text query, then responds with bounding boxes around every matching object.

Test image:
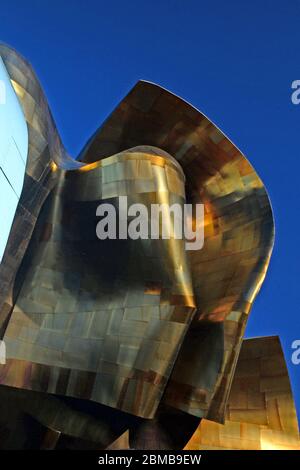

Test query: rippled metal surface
[185,336,300,450]
[77,81,275,421]
[0,45,281,448]
[2,146,196,418]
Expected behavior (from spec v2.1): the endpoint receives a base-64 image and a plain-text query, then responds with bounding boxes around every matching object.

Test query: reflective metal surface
[185,336,300,450]
[77,80,275,422]
[0,43,80,339]
[2,146,195,418]
[0,44,291,450]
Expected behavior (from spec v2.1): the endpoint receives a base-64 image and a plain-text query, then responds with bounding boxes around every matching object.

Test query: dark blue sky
[1,0,300,419]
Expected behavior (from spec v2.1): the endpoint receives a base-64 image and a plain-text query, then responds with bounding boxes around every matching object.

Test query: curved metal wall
[0,45,281,449]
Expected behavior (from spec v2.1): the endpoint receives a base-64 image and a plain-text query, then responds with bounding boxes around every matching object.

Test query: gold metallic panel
[0,43,81,338]
[1,146,195,418]
[0,45,275,428]
[77,81,275,421]
[185,336,300,450]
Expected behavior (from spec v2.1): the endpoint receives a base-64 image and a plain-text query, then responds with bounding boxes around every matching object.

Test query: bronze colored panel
[1,146,195,418]
[186,336,300,450]
[0,44,277,432]
[76,81,275,421]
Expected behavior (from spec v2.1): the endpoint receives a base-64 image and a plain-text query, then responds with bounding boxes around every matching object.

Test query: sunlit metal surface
[0,44,81,339]
[0,45,291,450]
[2,146,196,418]
[77,80,275,422]
[185,336,300,450]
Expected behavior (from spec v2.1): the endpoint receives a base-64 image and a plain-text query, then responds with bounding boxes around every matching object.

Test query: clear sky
[1,0,299,418]
[0,57,28,262]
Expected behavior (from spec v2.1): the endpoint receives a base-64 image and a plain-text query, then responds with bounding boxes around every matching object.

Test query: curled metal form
[0,45,290,451]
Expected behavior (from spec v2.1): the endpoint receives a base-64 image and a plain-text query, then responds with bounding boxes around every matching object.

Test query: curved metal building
[0,44,297,449]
